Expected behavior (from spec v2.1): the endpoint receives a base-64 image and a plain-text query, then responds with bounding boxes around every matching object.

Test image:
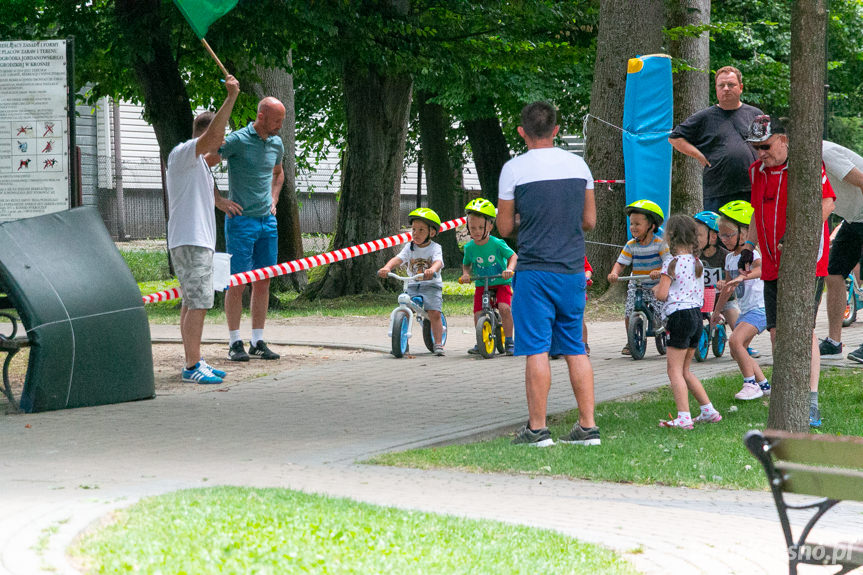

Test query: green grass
[369,367,863,491]
[120,250,172,283]
[71,487,638,575]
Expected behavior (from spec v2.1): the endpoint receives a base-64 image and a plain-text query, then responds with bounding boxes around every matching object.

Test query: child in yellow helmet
[378,208,446,355]
[607,200,672,354]
[713,201,770,400]
[459,198,517,355]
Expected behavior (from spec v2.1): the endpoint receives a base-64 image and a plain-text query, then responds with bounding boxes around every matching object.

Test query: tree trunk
[667,0,710,214]
[247,56,308,293]
[584,0,665,293]
[417,91,464,268]
[114,0,193,165]
[303,62,413,298]
[768,0,827,432]
[463,101,511,206]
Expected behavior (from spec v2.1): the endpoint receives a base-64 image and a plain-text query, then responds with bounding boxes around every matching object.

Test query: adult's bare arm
[196,75,239,157]
[668,137,710,168]
[497,199,515,237]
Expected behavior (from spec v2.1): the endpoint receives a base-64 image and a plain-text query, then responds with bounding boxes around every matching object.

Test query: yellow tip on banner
[627,58,644,74]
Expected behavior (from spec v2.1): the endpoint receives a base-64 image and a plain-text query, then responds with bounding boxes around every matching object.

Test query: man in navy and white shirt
[497,101,599,448]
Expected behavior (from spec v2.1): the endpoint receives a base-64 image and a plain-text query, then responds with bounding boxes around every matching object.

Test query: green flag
[173,0,239,39]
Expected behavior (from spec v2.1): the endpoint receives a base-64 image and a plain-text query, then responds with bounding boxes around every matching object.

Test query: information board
[0,40,70,222]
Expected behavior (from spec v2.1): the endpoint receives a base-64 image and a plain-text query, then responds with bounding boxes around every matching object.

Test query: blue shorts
[225,214,278,275]
[512,270,587,356]
[738,307,767,334]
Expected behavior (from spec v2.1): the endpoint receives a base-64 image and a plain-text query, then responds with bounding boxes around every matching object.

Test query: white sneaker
[734,381,764,400]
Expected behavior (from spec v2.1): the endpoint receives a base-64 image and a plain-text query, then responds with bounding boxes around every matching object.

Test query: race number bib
[703,267,722,288]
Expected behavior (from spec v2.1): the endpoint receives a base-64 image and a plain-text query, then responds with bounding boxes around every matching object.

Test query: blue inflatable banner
[622,54,673,235]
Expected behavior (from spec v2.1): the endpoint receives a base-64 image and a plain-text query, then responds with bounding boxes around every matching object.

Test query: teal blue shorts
[512,270,587,356]
[225,214,278,275]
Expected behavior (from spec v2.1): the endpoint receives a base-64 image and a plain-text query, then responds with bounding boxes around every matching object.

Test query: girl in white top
[713,206,771,401]
[653,215,722,429]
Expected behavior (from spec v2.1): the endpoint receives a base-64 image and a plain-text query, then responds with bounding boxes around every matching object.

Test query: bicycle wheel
[494,311,506,354]
[627,312,648,360]
[655,330,667,355]
[391,311,410,358]
[712,324,727,357]
[475,313,495,358]
[422,312,448,352]
[694,325,709,363]
[843,279,857,327]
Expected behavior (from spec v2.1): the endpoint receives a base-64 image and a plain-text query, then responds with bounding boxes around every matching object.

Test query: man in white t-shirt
[166,75,239,385]
[817,141,863,361]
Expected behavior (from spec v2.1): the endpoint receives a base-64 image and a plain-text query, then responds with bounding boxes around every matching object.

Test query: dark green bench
[745,430,863,574]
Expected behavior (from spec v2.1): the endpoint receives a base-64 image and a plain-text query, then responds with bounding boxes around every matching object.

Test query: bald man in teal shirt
[219,96,285,362]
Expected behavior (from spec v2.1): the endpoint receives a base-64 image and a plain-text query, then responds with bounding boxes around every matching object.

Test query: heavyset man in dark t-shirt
[669,66,763,212]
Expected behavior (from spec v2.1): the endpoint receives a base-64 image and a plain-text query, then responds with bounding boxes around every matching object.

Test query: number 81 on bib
[703,267,722,288]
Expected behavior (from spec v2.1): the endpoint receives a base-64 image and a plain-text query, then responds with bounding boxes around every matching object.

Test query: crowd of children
[382,191,806,435]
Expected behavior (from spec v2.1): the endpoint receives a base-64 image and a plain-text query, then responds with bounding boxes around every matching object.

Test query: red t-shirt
[749,160,835,281]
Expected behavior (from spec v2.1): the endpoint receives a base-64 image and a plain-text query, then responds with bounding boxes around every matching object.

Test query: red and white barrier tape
[142,216,468,304]
[594,179,625,184]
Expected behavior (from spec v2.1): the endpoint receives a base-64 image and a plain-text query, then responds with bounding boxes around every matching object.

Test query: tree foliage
[711,0,863,148]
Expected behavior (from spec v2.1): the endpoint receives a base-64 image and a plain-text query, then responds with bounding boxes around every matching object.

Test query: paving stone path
[1,312,862,574]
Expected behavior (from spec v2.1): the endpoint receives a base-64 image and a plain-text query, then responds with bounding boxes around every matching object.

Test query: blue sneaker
[182,363,223,385]
[809,405,822,428]
[747,347,761,358]
[199,359,226,379]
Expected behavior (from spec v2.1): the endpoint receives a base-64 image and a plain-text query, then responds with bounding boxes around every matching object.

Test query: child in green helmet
[378,208,447,356]
[459,198,517,355]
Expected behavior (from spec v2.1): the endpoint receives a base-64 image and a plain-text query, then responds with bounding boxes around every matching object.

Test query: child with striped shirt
[607,200,672,355]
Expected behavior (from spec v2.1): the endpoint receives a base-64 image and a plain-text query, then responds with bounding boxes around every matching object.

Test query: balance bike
[619,275,667,360]
[385,272,448,358]
[461,274,507,359]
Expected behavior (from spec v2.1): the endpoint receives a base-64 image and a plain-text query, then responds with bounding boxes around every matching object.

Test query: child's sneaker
[505,341,514,356]
[182,363,223,385]
[467,345,480,355]
[694,410,722,424]
[659,416,694,430]
[747,347,761,358]
[758,381,771,396]
[199,359,226,379]
[558,423,601,446]
[433,344,445,356]
[734,381,764,400]
[809,405,822,428]
[511,424,554,447]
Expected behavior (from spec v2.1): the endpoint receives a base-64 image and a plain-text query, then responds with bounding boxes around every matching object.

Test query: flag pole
[200,38,229,77]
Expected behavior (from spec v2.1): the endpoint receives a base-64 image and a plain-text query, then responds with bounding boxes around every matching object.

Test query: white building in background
[78,98,582,239]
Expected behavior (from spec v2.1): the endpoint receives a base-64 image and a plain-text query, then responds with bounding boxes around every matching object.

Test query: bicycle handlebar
[387,272,428,283]
[459,273,506,284]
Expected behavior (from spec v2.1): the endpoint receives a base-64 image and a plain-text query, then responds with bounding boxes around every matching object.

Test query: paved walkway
[1,310,862,574]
